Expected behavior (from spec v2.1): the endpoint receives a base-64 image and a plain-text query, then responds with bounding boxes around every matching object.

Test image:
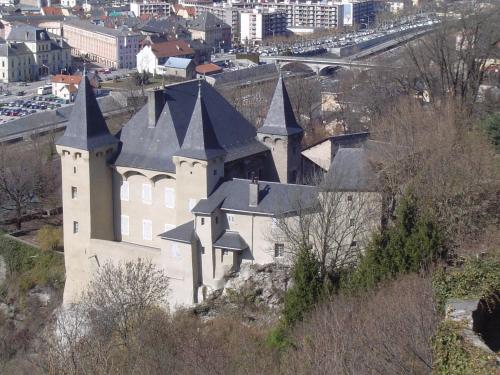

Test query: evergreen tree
[344,192,445,292]
[283,247,323,327]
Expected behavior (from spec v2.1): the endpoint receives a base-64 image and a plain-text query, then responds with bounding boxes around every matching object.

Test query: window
[213,169,217,175]
[350,241,357,247]
[121,215,129,236]
[71,186,77,199]
[227,214,235,224]
[142,183,152,204]
[349,219,355,226]
[271,218,278,228]
[222,249,229,256]
[347,195,353,202]
[215,216,218,224]
[200,246,205,254]
[188,198,197,211]
[73,221,79,234]
[171,243,180,258]
[120,181,129,201]
[164,188,175,208]
[201,218,205,225]
[142,219,152,240]
[274,243,284,257]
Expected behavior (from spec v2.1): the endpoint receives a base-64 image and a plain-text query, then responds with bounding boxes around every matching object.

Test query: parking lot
[0,95,70,123]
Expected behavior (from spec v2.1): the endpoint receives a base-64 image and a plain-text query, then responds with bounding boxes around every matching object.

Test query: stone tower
[173,80,226,225]
[257,73,304,184]
[55,74,118,304]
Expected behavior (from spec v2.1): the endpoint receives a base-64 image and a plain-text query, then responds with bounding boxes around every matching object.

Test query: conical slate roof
[115,90,181,172]
[175,81,226,161]
[258,74,303,137]
[56,74,118,150]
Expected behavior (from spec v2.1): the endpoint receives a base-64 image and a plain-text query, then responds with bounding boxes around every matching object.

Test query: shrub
[433,252,500,311]
[432,320,498,375]
[37,225,62,252]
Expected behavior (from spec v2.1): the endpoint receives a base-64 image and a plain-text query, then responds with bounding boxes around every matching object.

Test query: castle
[56,73,377,308]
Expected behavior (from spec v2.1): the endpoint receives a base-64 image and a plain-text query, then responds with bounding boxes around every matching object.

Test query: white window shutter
[142,183,152,204]
[121,215,129,236]
[120,181,129,201]
[142,219,152,240]
[165,188,175,208]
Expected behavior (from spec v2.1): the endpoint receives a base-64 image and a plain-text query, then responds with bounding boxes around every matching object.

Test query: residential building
[130,1,171,17]
[0,24,71,83]
[136,39,196,76]
[159,57,195,79]
[57,70,381,308]
[63,19,141,69]
[188,12,231,52]
[240,8,287,43]
[61,0,82,7]
[51,73,99,101]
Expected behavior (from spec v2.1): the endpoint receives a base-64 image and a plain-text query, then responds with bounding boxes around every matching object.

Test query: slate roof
[64,18,139,37]
[258,74,303,137]
[56,75,118,150]
[114,80,268,172]
[160,220,194,243]
[213,231,248,251]
[6,24,50,42]
[324,148,378,192]
[193,178,318,216]
[164,57,192,69]
[175,82,226,161]
[189,12,229,32]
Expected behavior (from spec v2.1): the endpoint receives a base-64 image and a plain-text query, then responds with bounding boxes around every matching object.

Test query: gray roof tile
[324,148,378,192]
[213,231,248,251]
[258,74,303,137]
[56,75,118,150]
[114,80,266,172]
[160,220,194,243]
[175,81,226,161]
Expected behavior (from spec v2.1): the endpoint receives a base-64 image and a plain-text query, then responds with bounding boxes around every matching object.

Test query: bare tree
[271,173,381,284]
[283,274,438,375]
[404,4,500,115]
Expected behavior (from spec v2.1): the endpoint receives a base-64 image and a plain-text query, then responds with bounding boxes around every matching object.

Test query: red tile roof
[51,75,82,85]
[195,63,222,75]
[150,39,194,58]
[42,6,64,16]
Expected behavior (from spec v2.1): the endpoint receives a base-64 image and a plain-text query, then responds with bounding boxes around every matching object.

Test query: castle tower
[173,80,226,225]
[56,74,118,303]
[257,73,304,184]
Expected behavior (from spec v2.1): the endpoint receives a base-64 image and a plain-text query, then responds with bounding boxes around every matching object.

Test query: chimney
[147,89,165,128]
[249,175,259,207]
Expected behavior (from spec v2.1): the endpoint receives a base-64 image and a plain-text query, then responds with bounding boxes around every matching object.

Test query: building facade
[56,73,380,309]
[136,39,196,76]
[240,8,287,43]
[63,19,141,69]
[0,24,71,83]
[188,12,232,52]
[130,1,171,17]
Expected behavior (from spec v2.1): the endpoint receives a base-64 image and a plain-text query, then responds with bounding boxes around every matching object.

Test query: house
[56,72,381,309]
[160,57,195,79]
[188,12,231,52]
[51,73,99,101]
[195,62,222,77]
[136,39,195,76]
[173,4,196,19]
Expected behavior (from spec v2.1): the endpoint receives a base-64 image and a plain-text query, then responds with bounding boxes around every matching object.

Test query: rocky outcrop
[191,263,291,324]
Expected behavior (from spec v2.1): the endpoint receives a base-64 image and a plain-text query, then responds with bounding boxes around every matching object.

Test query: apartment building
[63,19,141,69]
[130,1,171,17]
[188,12,232,52]
[0,24,71,82]
[240,8,287,43]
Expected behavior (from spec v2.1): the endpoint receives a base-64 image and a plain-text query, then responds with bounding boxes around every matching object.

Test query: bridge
[260,56,393,75]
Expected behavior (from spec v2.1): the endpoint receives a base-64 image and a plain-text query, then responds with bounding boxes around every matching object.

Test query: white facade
[130,1,170,17]
[240,9,287,42]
